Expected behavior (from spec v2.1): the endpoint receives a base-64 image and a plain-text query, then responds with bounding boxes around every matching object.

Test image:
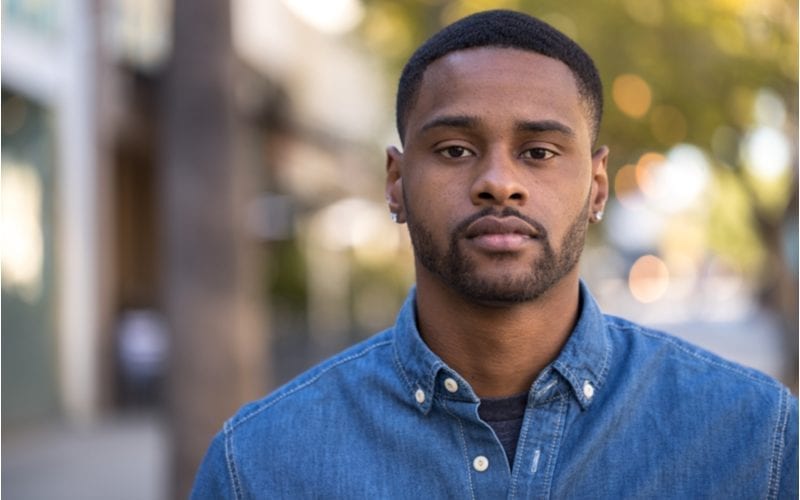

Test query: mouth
[464,216,540,252]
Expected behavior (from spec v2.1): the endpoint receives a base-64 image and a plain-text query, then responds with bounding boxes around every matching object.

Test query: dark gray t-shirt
[478,393,529,469]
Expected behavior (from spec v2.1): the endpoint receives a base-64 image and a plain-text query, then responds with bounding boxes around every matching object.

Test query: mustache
[453,206,548,240]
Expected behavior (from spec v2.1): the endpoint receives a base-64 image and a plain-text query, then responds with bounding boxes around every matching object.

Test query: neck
[414,270,581,398]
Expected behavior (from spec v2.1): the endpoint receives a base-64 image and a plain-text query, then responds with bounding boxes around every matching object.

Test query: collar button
[582,380,595,399]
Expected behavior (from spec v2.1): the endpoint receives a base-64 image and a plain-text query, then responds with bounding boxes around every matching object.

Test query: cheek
[529,173,591,228]
[405,187,464,243]
[404,166,463,210]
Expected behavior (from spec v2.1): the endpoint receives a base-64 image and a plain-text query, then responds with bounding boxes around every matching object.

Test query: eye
[438,145,475,159]
[521,148,556,160]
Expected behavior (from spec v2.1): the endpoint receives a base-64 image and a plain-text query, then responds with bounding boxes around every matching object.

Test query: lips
[464,216,540,252]
[465,216,540,239]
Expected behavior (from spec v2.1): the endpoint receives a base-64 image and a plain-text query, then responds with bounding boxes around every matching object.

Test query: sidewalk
[2,412,169,500]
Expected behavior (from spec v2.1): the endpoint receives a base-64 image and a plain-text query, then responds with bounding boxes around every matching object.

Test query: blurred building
[3,0,109,424]
[3,0,407,496]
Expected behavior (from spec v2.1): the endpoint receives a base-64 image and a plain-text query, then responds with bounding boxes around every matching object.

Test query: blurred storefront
[3,0,109,425]
[3,0,405,496]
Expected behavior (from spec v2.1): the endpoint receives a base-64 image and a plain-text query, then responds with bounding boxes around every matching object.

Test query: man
[192,10,797,498]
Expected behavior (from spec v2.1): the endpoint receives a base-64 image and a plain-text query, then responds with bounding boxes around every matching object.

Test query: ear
[589,145,610,222]
[385,146,406,223]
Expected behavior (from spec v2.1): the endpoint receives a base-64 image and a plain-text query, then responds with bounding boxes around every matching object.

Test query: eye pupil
[527,148,553,160]
[449,146,465,157]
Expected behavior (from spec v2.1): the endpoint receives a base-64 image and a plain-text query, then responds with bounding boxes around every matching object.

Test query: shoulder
[601,313,796,447]
[603,313,788,392]
[191,329,401,497]
[600,313,797,433]
[226,328,396,433]
[600,314,797,497]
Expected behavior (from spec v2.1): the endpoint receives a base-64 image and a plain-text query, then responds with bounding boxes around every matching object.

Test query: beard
[406,198,589,304]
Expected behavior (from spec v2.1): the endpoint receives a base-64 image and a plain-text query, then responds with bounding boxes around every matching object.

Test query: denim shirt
[192,284,798,499]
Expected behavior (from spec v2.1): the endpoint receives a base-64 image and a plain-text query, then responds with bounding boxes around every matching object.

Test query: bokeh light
[613,163,640,207]
[637,145,711,213]
[740,126,791,181]
[628,254,670,303]
[753,88,786,128]
[313,197,400,262]
[1,163,44,302]
[281,0,364,34]
[612,74,652,119]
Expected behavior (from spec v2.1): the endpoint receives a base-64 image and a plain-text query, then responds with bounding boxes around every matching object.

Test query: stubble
[406,198,590,304]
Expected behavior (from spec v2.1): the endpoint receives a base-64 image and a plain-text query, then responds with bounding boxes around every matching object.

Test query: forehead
[407,47,589,142]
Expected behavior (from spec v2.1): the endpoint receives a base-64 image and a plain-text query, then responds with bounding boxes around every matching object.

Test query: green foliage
[357,0,798,276]
[362,0,797,162]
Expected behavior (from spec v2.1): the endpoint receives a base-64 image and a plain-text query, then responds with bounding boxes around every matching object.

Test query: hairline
[399,45,600,146]
[401,46,598,145]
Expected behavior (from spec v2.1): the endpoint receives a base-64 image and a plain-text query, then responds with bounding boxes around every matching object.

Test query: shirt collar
[391,288,453,414]
[549,281,612,410]
[392,281,611,413]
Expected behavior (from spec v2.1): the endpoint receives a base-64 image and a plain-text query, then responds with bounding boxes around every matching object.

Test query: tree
[160,0,268,495]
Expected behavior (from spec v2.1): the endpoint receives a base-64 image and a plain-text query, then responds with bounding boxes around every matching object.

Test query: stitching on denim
[557,365,580,396]
[598,323,612,386]
[537,394,563,406]
[766,387,789,500]
[542,395,567,499]
[223,421,243,500]
[441,399,477,500]
[230,340,393,431]
[611,321,779,388]
[392,336,414,392]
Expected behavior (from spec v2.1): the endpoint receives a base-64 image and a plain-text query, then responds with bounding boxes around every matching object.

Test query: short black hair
[396,9,603,144]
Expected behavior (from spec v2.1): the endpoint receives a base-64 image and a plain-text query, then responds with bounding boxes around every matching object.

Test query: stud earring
[390,212,398,223]
[593,210,604,222]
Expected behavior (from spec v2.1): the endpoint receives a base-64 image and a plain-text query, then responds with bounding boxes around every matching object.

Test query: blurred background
[2,0,797,498]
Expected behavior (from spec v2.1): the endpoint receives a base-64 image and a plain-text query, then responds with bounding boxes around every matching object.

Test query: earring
[593,210,604,222]
[390,212,398,223]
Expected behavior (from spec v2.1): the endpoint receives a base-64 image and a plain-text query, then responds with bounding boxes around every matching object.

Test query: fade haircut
[396,9,603,145]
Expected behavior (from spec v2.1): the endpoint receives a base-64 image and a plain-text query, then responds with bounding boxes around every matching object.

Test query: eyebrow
[516,120,575,137]
[419,115,478,133]
[419,115,575,138]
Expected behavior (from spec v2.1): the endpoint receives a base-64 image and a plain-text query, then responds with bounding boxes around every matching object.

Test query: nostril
[510,193,523,200]
[478,192,494,200]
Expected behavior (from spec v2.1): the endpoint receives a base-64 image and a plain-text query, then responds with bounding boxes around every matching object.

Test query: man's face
[386,47,608,304]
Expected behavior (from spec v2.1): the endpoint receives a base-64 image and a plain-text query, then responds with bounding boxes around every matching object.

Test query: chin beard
[407,201,589,304]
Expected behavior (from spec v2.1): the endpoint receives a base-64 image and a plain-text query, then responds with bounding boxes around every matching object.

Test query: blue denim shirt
[192,284,798,499]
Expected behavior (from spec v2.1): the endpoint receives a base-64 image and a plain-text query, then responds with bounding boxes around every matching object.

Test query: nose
[470,150,529,207]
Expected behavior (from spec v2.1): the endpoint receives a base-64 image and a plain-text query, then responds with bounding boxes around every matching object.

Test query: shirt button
[473,455,489,472]
[443,377,459,393]
[583,381,595,399]
[415,388,426,404]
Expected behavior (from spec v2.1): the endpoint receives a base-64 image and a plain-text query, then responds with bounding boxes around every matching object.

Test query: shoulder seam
[608,320,780,388]
[223,421,243,500]
[229,339,393,431]
[767,387,790,499]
